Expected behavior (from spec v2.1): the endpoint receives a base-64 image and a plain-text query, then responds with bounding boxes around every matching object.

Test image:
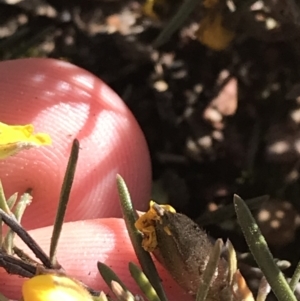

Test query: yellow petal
[0,122,51,159]
[196,13,235,51]
[22,274,94,301]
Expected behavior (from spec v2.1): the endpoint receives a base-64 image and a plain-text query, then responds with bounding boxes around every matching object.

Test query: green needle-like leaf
[290,261,300,292]
[0,181,10,214]
[4,191,32,254]
[195,239,223,301]
[97,262,129,292]
[13,191,32,222]
[116,174,168,301]
[49,139,79,267]
[153,0,200,47]
[234,194,297,301]
[6,193,18,210]
[129,262,161,301]
[0,292,9,301]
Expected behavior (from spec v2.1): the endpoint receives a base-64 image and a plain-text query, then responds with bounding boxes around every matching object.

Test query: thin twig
[0,251,36,277]
[0,208,52,268]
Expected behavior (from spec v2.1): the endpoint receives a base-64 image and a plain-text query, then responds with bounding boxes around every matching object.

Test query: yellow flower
[22,274,94,301]
[196,12,235,51]
[0,122,51,159]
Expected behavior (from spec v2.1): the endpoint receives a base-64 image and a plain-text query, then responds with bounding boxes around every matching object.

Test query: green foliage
[0,141,300,301]
[234,195,297,301]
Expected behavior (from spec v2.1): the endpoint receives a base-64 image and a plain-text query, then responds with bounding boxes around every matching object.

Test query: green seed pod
[135,202,255,301]
[151,203,229,299]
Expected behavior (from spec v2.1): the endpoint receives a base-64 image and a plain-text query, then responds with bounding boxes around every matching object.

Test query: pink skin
[0,59,193,300]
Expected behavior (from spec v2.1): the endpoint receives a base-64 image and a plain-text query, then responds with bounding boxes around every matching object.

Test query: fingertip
[0,58,151,229]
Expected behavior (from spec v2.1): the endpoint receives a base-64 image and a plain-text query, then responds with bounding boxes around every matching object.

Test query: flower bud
[136,202,255,301]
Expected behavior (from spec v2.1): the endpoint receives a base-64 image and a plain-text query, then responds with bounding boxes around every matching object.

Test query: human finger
[0,58,151,230]
[0,218,193,301]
